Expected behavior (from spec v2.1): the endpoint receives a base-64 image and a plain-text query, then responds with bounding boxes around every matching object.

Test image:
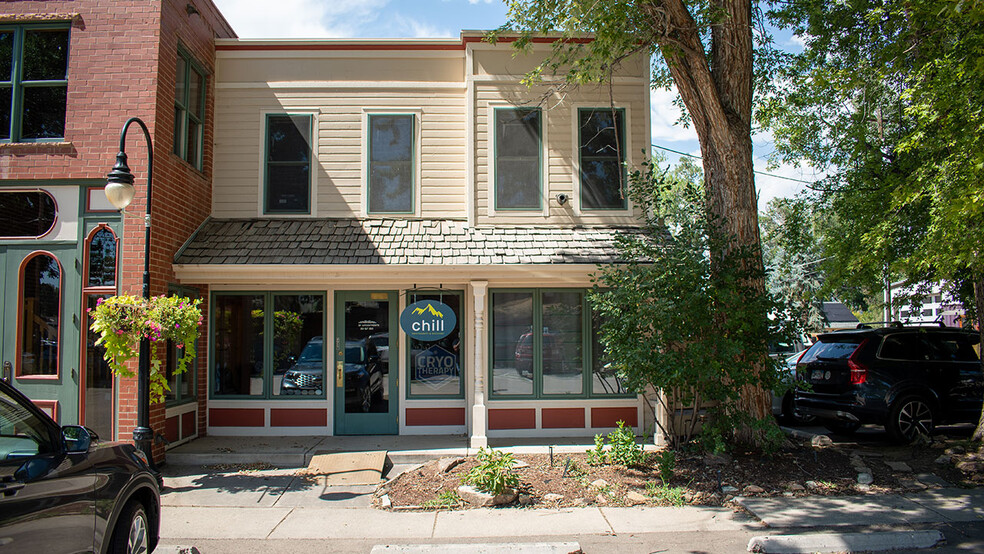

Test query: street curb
[747,530,945,553]
[370,542,583,553]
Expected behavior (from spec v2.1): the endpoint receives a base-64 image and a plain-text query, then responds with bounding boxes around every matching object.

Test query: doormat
[300,450,388,485]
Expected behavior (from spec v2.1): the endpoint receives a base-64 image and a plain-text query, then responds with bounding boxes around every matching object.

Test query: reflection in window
[84,294,113,439]
[213,295,264,396]
[541,291,583,395]
[579,108,626,209]
[368,114,414,213]
[491,291,534,396]
[0,191,56,237]
[165,288,199,405]
[19,254,60,376]
[408,292,462,397]
[273,294,325,396]
[87,228,117,287]
[265,114,312,213]
[0,26,69,142]
[495,108,541,210]
[173,48,206,169]
[591,312,628,395]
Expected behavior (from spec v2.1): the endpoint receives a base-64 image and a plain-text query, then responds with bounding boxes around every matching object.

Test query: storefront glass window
[213,294,264,396]
[490,291,534,396]
[273,294,325,397]
[408,292,463,397]
[590,312,629,395]
[541,291,583,395]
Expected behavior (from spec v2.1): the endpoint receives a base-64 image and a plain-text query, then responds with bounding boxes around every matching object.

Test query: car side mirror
[62,425,92,454]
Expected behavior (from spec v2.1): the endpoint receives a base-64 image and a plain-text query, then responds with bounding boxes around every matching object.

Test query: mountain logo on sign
[411,303,444,318]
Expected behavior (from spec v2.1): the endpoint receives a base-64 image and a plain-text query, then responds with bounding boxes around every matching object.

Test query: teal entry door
[334,291,398,435]
[0,244,81,425]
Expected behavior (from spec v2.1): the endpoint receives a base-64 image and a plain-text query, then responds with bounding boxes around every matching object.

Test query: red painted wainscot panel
[591,407,638,428]
[541,408,585,429]
[164,416,179,443]
[488,408,536,430]
[209,408,264,427]
[405,408,466,426]
[270,408,327,427]
[182,411,197,438]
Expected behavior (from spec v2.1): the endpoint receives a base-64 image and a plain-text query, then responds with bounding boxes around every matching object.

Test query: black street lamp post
[105,116,155,468]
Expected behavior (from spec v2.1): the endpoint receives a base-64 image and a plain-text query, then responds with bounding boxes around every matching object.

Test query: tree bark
[973,275,984,441]
[642,0,773,437]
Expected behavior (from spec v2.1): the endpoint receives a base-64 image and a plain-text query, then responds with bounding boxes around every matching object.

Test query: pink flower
[116,330,124,335]
[175,323,180,328]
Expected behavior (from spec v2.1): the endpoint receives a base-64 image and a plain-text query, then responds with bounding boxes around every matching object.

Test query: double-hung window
[489,289,631,399]
[173,47,206,169]
[264,114,312,214]
[494,108,541,210]
[368,114,414,214]
[579,108,626,210]
[0,23,70,142]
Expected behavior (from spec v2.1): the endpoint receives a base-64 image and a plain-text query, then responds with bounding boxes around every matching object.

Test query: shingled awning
[174,218,643,266]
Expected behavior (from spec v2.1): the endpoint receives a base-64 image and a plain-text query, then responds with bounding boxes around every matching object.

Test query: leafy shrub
[646,481,686,507]
[586,433,607,465]
[608,421,646,466]
[464,448,519,495]
[653,450,676,484]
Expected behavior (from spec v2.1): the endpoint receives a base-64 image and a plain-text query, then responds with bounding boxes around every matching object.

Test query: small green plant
[563,458,586,478]
[464,448,520,495]
[608,421,646,466]
[586,433,607,465]
[653,450,676,484]
[646,482,686,507]
[423,489,461,509]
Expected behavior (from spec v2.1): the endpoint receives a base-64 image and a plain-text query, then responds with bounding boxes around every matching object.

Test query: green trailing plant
[463,448,520,495]
[645,482,686,507]
[586,433,607,466]
[423,490,461,509]
[653,450,676,484]
[89,294,203,403]
[608,421,646,467]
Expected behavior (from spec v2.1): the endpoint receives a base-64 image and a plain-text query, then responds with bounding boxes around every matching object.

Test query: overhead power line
[651,143,817,185]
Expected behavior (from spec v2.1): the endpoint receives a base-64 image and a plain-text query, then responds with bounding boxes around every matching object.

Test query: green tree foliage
[761,1,984,437]
[590,160,788,450]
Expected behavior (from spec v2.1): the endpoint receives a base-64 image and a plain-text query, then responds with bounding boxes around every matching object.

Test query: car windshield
[345,345,365,364]
[800,339,862,363]
[0,388,56,459]
[297,338,323,363]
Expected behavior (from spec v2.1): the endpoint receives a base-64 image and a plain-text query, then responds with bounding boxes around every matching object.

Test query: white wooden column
[470,280,488,448]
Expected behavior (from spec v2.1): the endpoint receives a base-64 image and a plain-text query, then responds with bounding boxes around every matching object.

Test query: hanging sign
[400,300,456,341]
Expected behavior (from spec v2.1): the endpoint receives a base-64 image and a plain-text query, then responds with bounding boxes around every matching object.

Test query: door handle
[1,361,11,382]
[336,361,344,386]
[0,482,25,497]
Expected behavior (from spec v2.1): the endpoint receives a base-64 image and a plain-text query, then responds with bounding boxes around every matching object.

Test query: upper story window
[264,114,312,214]
[0,190,56,237]
[174,47,206,170]
[494,108,541,211]
[579,108,626,210]
[0,24,70,142]
[367,114,414,214]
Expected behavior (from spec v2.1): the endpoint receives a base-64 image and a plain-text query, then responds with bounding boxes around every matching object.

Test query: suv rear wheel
[887,395,935,444]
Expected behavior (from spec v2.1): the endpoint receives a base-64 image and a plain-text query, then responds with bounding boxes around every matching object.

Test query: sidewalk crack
[267,507,294,539]
[597,507,617,536]
[430,510,439,538]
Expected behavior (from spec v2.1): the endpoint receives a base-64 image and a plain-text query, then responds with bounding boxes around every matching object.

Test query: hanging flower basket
[89,295,203,403]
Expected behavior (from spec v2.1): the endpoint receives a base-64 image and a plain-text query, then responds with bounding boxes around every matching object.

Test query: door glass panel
[19,254,60,376]
[84,295,113,439]
[342,299,389,413]
[491,292,534,396]
[408,293,462,397]
[274,294,325,397]
[86,228,117,287]
[213,295,264,396]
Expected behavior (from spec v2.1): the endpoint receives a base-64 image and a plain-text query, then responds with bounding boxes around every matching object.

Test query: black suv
[794,324,982,443]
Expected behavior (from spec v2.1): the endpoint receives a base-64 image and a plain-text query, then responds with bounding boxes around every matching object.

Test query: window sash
[367,114,415,214]
[173,48,206,169]
[494,108,542,211]
[0,24,70,143]
[578,108,627,210]
[264,114,313,214]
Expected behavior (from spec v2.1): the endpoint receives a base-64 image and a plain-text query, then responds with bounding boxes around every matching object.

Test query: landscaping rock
[743,485,766,494]
[543,493,564,502]
[704,454,732,466]
[811,435,834,448]
[805,481,821,490]
[438,457,465,473]
[886,461,912,472]
[956,460,984,473]
[590,479,609,489]
[946,446,966,456]
[626,491,648,505]
[935,455,952,465]
[518,494,533,506]
[457,485,518,507]
[788,483,805,492]
[858,472,874,485]
[595,494,609,505]
[511,460,530,469]
[721,485,738,494]
[380,494,392,509]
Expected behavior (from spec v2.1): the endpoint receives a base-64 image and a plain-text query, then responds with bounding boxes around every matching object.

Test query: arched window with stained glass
[86,227,117,288]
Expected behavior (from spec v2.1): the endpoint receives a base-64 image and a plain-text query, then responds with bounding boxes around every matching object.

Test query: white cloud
[388,15,454,38]
[650,87,697,144]
[214,0,389,38]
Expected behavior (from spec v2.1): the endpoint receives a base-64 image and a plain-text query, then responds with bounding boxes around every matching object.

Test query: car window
[345,345,365,364]
[926,335,980,362]
[297,338,323,363]
[799,339,862,363]
[879,334,929,361]
[0,389,56,462]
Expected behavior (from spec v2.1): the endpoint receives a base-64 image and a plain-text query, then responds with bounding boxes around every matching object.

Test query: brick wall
[1,0,235,461]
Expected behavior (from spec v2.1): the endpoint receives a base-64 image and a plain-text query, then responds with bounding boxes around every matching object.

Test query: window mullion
[533,290,542,398]
[10,28,24,141]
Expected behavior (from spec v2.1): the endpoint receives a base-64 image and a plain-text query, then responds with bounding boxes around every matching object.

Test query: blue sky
[212,0,819,208]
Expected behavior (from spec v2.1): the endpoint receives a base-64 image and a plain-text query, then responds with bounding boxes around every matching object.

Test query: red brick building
[0,0,234,461]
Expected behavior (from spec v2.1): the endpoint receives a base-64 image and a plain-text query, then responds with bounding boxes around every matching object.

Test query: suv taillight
[848,338,869,385]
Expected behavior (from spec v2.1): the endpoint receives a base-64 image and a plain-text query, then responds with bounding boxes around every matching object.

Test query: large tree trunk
[643,0,773,439]
[973,275,984,442]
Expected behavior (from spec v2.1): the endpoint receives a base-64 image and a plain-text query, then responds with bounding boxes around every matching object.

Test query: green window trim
[209,291,326,400]
[488,288,634,400]
[0,22,71,143]
[493,107,542,211]
[173,45,207,170]
[367,113,416,215]
[263,113,313,215]
[405,290,465,400]
[578,107,628,211]
[165,284,199,407]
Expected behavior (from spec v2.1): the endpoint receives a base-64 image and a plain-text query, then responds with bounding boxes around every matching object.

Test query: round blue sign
[400,300,456,341]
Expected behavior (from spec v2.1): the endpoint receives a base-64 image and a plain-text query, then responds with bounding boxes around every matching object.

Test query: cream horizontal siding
[212,84,467,219]
[474,80,648,226]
